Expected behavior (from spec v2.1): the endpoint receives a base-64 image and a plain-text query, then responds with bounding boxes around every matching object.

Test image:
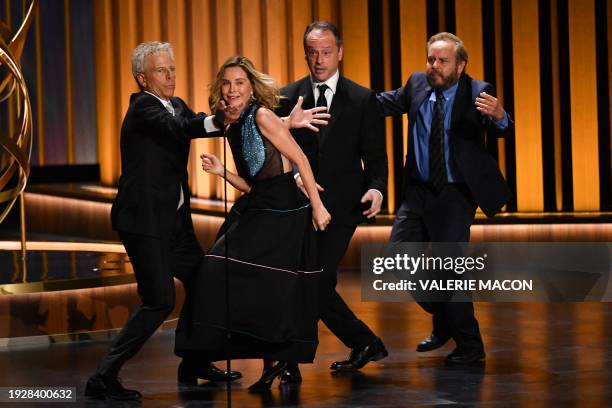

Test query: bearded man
[377,32,513,365]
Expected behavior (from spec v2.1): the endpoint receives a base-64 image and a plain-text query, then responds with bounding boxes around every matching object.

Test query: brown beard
[426,68,459,90]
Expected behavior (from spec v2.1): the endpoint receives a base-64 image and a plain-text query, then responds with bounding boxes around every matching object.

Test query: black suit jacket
[377,72,512,217]
[111,92,219,238]
[279,76,388,226]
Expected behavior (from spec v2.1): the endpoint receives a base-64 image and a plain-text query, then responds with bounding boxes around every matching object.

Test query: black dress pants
[390,183,484,352]
[97,208,203,377]
[318,221,377,349]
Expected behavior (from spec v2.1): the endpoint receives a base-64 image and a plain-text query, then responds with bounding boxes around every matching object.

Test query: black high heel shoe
[248,361,288,391]
[280,362,302,385]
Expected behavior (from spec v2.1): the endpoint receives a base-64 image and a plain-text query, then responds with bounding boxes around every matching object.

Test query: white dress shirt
[304,71,384,204]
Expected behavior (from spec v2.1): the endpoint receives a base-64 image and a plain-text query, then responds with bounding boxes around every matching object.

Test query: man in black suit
[377,32,513,364]
[278,21,389,378]
[85,41,240,401]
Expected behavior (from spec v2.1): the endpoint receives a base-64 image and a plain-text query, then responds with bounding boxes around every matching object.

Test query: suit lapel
[319,76,346,148]
[170,97,183,117]
[299,78,315,109]
[410,78,431,122]
[450,73,472,129]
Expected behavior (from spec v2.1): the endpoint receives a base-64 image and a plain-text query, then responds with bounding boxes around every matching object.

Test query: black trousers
[390,183,484,352]
[318,221,377,349]
[97,208,203,377]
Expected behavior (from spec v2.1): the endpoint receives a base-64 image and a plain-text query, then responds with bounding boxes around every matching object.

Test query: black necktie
[429,89,447,192]
[316,84,328,109]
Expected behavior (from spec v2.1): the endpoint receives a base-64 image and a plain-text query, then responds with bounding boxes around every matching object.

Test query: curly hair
[209,56,280,112]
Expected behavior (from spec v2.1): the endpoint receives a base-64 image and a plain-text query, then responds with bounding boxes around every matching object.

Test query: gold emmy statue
[0,1,37,282]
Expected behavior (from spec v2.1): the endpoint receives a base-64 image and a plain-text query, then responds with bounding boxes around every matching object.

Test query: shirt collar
[310,69,340,95]
[429,81,459,102]
[145,91,172,108]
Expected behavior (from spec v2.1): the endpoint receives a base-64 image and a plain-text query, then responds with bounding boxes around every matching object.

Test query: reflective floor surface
[2,273,612,407]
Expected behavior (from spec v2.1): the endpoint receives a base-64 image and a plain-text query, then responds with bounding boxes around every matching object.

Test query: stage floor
[1,273,612,407]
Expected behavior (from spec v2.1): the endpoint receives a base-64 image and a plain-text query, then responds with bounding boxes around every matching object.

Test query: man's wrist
[370,188,383,201]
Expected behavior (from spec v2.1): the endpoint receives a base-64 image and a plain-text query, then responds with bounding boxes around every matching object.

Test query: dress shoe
[445,348,485,365]
[416,333,450,352]
[279,363,302,385]
[248,361,288,391]
[330,337,388,371]
[177,360,242,386]
[85,373,142,401]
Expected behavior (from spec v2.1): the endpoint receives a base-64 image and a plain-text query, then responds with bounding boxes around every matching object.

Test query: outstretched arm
[255,107,331,231]
[201,153,251,193]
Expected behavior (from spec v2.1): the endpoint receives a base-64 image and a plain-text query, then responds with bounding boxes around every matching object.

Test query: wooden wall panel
[262,0,289,85]
[550,0,562,210]
[455,0,484,81]
[609,0,612,196]
[568,0,600,211]
[87,0,608,213]
[238,0,263,68]
[382,0,394,212]
[213,0,238,201]
[399,0,427,158]
[287,0,312,82]
[512,0,544,211]
[339,0,369,87]
[94,0,120,185]
[314,0,336,22]
[63,0,74,164]
[116,0,139,125]
[189,0,216,198]
[166,0,189,103]
[139,0,161,42]
[493,0,506,179]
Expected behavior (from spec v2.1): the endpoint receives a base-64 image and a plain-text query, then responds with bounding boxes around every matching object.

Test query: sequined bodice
[227,104,284,184]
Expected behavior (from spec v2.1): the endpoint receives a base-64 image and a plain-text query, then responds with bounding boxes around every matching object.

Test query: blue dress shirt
[413,83,509,183]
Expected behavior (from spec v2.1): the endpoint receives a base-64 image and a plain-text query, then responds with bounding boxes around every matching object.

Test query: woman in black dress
[175,56,330,390]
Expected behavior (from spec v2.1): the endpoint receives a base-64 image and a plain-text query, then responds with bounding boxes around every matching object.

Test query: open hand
[288,96,331,132]
[475,92,505,122]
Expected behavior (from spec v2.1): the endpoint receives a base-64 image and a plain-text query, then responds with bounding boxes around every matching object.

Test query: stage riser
[0,282,185,342]
[23,192,612,271]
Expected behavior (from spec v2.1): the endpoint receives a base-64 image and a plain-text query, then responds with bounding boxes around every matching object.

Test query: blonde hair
[209,56,280,112]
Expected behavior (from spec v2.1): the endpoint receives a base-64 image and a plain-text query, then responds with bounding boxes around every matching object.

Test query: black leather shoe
[248,361,288,391]
[330,337,388,371]
[416,333,450,352]
[85,373,142,401]
[445,348,485,365]
[177,360,242,386]
[279,362,302,385]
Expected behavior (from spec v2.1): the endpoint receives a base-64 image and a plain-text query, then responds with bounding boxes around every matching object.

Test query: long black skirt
[175,172,320,363]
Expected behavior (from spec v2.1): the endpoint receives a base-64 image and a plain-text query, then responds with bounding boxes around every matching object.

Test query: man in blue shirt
[377,32,512,364]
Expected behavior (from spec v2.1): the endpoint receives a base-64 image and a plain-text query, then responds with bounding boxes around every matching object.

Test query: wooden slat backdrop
[85,0,609,212]
[568,0,600,211]
[512,0,544,211]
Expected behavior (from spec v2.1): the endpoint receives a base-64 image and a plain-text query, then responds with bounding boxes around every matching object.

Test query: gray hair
[131,41,174,78]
